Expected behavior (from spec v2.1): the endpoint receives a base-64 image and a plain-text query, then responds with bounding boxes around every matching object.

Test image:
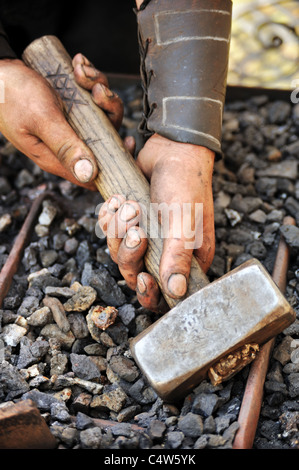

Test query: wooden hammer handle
[22,35,209,308]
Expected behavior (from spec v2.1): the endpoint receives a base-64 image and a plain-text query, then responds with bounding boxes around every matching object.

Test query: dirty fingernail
[125,229,141,248]
[167,273,187,298]
[120,203,137,222]
[83,64,97,78]
[98,83,114,97]
[137,275,147,294]
[108,196,121,212]
[74,159,93,182]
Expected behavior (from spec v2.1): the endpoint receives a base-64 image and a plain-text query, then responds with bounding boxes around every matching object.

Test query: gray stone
[285,197,299,221]
[81,262,126,307]
[148,420,166,441]
[268,101,291,124]
[1,324,27,347]
[40,250,58,268]
[177,412,203,438]
[0,176,12,195]
[22,246,38,271]
[17,336,38,369]
[0,361,30,399]
[38,200,57,226]
[228,228,253,245]
[192,393,222,417]
[17,296,40,317]
[273,336,294,365]
[76,241,93,269]
[256,160,298,180]
[249,241,267,259]
[68,313,89,339]
[215,414,234,434]
[50,401,71,423]
[80,427,102,449]
[30,338,49,359]
[288,373,299,398]
[280,225,299,249]
[63,286,97,312]
[28,268,62,290]
[194,434,209,449]
[15,169,34,188]
[27,307,52,326]
[35,224,50,237]
[255,177,277,198]
[166,431,185,449]
[50,353,68,376]
[203,415,216,433]
[22,389,62,411]
[263,222,280,245]
[64,237,79,254]
[231,195,263,214]
[70,353,101,381]
[249,209,267,224]
[90,385,128,413]
[44,286,75,298]
[43,296,70,333]
[110,423,135,438]
[76,412,94,430]
[109,355,139,382]
[40,324,75,349]
[0,213,12,232]
[118,304,136,326]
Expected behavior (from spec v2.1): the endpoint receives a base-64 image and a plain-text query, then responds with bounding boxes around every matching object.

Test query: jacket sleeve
[0,20,17,59]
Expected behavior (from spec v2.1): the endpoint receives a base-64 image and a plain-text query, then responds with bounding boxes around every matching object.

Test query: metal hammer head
[130,259,295,402]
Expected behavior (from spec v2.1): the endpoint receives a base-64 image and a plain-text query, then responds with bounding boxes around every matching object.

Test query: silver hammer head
[130,259,295,402]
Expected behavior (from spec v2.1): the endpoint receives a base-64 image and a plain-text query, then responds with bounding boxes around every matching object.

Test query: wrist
[137,133,215,181]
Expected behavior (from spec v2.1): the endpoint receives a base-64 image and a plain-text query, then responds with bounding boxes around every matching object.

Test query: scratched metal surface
[131,259,295,401]
[228,0,299,90]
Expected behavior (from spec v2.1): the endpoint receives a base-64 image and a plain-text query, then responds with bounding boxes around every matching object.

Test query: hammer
[22,36,296,401]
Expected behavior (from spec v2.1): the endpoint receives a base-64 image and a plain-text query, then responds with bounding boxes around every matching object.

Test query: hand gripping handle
[22,35,209,308]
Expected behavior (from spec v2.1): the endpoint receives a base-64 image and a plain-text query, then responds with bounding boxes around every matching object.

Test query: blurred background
[0,0,298,90]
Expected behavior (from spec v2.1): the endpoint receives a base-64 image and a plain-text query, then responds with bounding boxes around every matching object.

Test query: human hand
[0,56,130,189]
[98,133,215,313]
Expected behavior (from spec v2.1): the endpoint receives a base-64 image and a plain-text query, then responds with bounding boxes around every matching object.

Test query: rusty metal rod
[233,215,296,449]
[0,191,54,308]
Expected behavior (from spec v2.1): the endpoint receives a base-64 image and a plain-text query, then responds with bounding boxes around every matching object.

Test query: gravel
[0,84,298,450]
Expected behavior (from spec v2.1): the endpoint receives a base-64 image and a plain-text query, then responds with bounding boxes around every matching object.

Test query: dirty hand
[0,55,131,190]
[98,134,215,312]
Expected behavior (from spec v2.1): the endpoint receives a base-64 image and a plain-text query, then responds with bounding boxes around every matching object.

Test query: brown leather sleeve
[136,0,232,158]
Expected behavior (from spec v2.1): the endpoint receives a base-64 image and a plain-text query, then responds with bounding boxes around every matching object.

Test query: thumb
[38,110,98,184]
[158,202,203,299]
[159,237,192,299]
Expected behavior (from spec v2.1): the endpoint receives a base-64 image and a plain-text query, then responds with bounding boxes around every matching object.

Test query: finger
[98,194,126,235]
[91,83,124,130]
[35,105,98,185]
[159,237,193,299]
[124,136,136,157]
[136,272,169,314]
[194,230,215,273]
[72,53,109,89]
[117,226,148,290]
[106,200,142,263]
[20,135,97,191]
